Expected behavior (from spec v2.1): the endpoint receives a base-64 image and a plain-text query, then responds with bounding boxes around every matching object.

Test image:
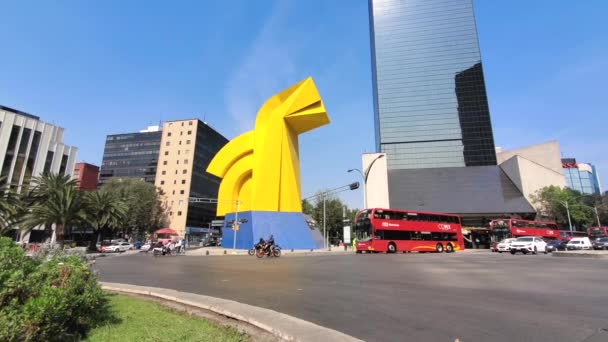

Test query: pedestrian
[352,237,357,251]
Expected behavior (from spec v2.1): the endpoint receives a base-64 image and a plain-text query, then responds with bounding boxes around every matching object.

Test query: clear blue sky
[1,0,606,209]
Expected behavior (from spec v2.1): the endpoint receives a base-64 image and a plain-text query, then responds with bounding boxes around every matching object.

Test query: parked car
[140,243,151,251]
[510,236,547,254]
[592,237,608,250]
[132,241,144,249]
[496,238,516,253]
[204,237,220,247]
[102,242,133,253]
[546,240,567,252]
[566,237,592,250]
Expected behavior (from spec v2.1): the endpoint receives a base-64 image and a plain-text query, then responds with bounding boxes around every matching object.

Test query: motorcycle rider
[264,234,275,255]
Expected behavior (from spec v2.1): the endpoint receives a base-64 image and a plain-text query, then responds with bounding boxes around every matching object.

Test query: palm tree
[84,190,128,251]
[0,179,23,235]
[22,174,85,249]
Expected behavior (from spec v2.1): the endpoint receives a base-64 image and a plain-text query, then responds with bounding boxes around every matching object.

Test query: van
[566,237,592,250]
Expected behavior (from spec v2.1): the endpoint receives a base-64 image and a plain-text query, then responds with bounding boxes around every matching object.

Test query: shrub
[0,237,110,341]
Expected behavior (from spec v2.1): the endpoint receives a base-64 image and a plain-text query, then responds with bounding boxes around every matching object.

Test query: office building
[73,162,99,191]
[0,105,78,191]
[99,126,162,184]
[155,119,228,238]
[0,105,78,242]
[370,0,497,170]
[366,0,535,242]
[562,158,602,195]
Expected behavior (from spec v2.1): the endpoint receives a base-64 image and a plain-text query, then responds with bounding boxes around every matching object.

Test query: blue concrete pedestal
[221,211,323,250]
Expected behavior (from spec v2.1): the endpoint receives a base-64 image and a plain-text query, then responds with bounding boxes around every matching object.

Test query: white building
[0,105,78,240]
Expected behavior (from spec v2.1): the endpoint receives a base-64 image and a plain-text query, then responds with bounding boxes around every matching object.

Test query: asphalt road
[94,252,608,342]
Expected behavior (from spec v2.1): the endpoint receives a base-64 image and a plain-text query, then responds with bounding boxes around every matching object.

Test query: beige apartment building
[155,119,228,237]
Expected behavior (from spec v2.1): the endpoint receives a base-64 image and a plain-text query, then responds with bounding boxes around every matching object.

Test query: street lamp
[556,200,574,233]
[304,182,360,249]
[348,154,385,209]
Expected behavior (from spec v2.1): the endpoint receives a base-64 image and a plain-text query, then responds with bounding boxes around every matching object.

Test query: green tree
[531,186,594,229]
[0,179,24,235]
[307,192,359,243]
[100,178,167,238]
[22,175,86,249]
[84,190,128,251]
[302,199,314,216]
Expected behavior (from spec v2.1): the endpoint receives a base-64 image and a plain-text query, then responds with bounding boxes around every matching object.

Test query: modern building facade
[366,0,535,245]
[99,126,162,185]
[562,158,602,195]
[73,162,99,191]
[0,105,78,192]
[496,141,566,210]
[155,119,228,238]
[369,0,497,170]
[0,105,78,242]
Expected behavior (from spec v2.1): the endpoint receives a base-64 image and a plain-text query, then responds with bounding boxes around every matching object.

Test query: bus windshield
[355,210,372,242]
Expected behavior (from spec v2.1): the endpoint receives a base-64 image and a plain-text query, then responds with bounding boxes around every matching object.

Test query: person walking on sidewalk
[352,237,357,251]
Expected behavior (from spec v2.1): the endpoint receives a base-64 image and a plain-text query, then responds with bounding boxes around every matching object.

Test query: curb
[552,251,608,259]
[100,282,362,342]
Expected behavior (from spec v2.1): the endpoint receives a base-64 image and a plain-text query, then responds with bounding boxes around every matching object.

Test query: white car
[140,243,151,251]
[497,238,517,253]
[103,242,133,253]
[566,237,592,250]
[510,236,547,254]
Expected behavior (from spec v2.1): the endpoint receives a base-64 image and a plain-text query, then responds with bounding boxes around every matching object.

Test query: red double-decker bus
[588,227,608,240]
[489,219,560,242]
[354,208,464,253]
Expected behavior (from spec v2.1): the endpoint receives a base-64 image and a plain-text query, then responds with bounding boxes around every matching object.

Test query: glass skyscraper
[369,0,497,170]
[562,158,602,195]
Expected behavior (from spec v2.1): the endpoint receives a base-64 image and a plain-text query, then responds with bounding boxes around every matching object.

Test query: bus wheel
[445,243,454,253]
[387,243,397,253]
[435,243,444,253]
[356,250,362,254]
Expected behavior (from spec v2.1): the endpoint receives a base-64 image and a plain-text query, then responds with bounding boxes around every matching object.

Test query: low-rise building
[73,162,99,191]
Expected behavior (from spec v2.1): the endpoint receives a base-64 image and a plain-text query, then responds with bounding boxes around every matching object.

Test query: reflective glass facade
[99,131,162,184]
[562,159,602,195]
[370,0,497,170]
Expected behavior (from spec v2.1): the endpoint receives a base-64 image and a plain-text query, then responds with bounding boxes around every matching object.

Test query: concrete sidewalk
[100,282,362,342]
[552,250,608,259]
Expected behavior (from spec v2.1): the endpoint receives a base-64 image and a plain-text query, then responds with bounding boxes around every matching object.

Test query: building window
[180,131,183,136]
[166,142,170,146]
[184,159,188,164]
[179,141,182,145]
[170,211,173,216]
[172,190,175,195]
[186,140,191,144]
[160,180,165,185]
[161,171,166,175]
[177,211,182,216]
[177,160,179,164]
[175,170,178,174]
[178,150,181,155]
[179,200,183,205]
[164,151,169,156]
[163,161,167,165]
[168,132,172,137]
[181,122,184,126]
[174,180,176,184]
[180,190,185,194]
[183,169,187,174]
[181,179,186,184]
[187,130,192,135]
[189,121,193,126]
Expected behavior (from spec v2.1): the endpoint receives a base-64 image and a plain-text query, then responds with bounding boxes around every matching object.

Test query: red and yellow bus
[354,208,464,253]
[489,219,560,242]
[588,227,608,240]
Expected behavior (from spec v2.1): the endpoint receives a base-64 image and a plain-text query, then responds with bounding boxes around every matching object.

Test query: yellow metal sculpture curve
[207,77,329,216]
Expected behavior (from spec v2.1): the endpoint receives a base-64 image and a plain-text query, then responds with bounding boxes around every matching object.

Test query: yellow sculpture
[207,77,329,216]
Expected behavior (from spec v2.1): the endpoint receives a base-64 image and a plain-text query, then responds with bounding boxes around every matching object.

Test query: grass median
[85,294,249,342]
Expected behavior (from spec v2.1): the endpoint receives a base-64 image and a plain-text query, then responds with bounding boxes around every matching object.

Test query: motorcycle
[256,244,281,258]
[249,239,266,256]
